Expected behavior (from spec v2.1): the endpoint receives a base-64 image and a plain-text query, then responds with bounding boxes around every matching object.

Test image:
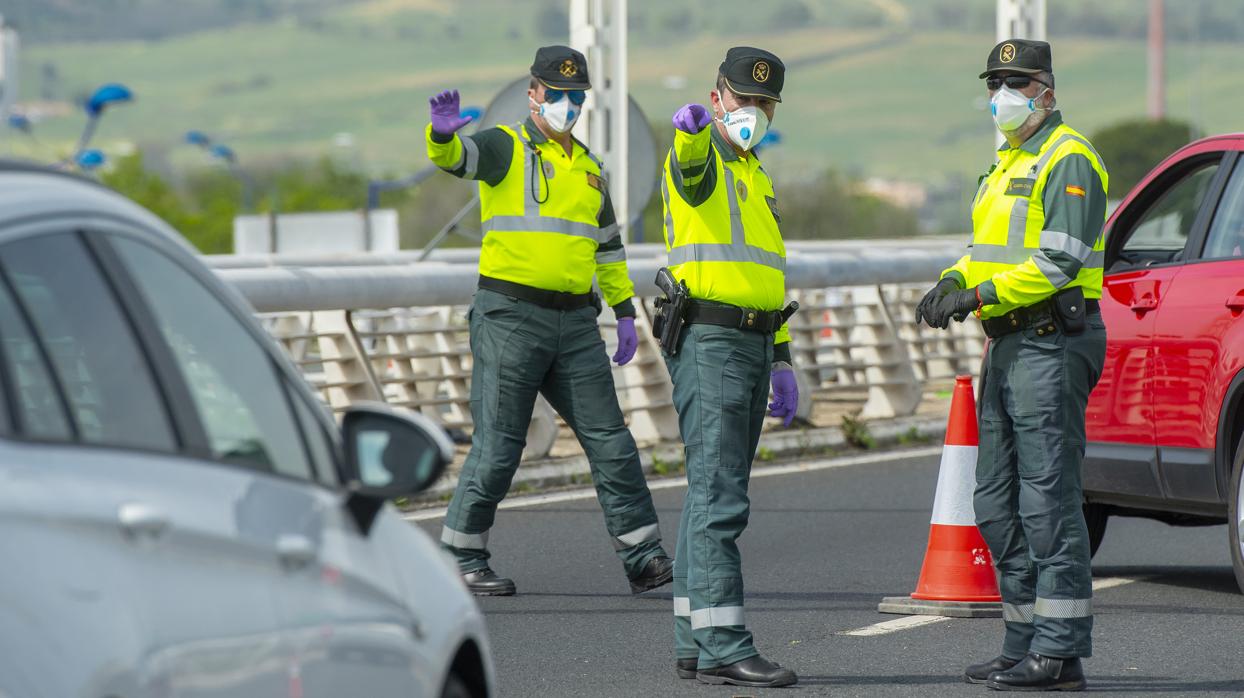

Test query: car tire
[440,672,473,698]
[1083,501,1108,558]
[1229,434,1244,595]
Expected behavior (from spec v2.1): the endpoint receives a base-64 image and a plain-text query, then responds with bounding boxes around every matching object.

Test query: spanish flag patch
[1065,185,1086,197]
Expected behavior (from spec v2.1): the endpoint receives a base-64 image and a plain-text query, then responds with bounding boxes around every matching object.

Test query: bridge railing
[218,241,983,460]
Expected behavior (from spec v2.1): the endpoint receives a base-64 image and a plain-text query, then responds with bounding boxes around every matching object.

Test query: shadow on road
[1088,676,1244,693]
[1093,565,1242,596]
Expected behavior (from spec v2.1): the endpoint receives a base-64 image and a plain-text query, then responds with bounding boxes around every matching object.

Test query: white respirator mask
[990,85,1049,132]
[717,105,768,152]
[531,96,581,134]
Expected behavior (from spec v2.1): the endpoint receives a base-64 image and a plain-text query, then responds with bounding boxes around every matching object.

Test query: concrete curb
[410,414,948,506]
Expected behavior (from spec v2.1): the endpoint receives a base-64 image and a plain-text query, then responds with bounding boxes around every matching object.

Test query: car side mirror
[341,403,454,535]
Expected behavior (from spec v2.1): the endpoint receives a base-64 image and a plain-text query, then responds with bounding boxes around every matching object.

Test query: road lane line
[404,445,943,522]
[839,576,1142,638]
[840,615,951,636]
[1092,576,1140,591]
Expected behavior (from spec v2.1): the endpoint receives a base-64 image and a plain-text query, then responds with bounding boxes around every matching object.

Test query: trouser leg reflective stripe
[1011,323,1106,659]
[974,335,1038,659]
[666,325,766,669]
[539,304,666,578]
[442,290,553,572]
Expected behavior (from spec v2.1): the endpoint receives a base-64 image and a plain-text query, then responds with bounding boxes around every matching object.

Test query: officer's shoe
[696,655,798,688]
[964,655,1022,684]
[628,555,674,594]
[986,653,1086,692]
[675,658,697,679]
[461,567,516,596]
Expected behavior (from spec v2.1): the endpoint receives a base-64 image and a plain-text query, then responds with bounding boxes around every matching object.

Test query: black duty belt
[478,275,594,311]
[685,299,789,334]
[981,298,1099,339]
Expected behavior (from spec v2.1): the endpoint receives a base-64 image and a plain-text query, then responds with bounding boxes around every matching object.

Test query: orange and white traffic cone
[878,375,1002,618]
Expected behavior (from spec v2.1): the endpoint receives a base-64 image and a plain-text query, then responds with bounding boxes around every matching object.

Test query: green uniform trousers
[974,311,1107,659]
[666,324,773,669]
[441,288,665,578]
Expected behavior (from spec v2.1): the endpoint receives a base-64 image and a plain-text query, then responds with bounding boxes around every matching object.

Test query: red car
[1084,133,1244,592]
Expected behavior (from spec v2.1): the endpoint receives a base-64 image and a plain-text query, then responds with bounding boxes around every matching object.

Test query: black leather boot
[628,555,674,594]
[461,567,516,596]
[987,653,1086,691]
[697,655,797,688]
[676,658,697,679]
[964,655,1022,684]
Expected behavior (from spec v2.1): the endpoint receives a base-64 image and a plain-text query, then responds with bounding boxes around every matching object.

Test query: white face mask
[531,96,580,134]
[717,104,768,151]
[990,85,1049,132]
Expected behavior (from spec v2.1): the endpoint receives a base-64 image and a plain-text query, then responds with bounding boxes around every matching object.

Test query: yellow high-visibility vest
[425,121,633,306]
[661,126,790,345]
[943,119,1108,319]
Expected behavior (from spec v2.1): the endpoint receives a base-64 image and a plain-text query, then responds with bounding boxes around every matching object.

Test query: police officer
[659,47,799,688]
[917,39,1108,691]
[425,45,673,597]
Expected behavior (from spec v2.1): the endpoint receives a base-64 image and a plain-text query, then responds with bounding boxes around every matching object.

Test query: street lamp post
[73,83,132,160]
[185,130,256,212]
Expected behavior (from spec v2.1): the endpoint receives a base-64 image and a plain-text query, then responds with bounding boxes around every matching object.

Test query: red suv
[1084,133,1244,592]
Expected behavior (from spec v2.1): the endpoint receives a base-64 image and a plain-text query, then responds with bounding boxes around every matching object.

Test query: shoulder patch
[586,172,605,192]
[1065,185,1086,197]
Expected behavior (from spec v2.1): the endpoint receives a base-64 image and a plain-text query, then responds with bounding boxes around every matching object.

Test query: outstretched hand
[429,89,473,136]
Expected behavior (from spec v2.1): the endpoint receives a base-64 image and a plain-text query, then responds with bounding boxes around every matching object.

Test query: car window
[108,236,317,482]
[0,233,176,451]
[1118,161,1220,264]
[1202,158,1244,261]
[287,378,339,484]
[0,275,71,440]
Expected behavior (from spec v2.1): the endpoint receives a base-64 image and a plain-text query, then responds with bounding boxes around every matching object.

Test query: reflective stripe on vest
[666,168,785,272]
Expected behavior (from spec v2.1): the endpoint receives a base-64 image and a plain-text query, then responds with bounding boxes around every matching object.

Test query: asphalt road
[415,449,1244,697]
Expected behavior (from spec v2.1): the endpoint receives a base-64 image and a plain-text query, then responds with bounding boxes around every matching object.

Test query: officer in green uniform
[659,47,799,689]
[425,45,672,597]
[917,40,1108,691]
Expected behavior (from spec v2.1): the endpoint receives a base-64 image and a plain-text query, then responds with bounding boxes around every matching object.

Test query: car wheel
[1229,434,1244,594]
[1083,501,1108,558]
[440,672,473,698]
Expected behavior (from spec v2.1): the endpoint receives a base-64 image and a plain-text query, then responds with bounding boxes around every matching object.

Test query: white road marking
[404,445,943,522]
[841,577,1143,638]
[1091,576,1140,591]
[841,615,951,636]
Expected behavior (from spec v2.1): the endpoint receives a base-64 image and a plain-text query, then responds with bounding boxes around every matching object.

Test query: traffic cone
[878,375,1002,618]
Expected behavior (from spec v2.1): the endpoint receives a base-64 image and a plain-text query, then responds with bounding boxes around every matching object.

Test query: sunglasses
[545,89,587,105]
[985,75,1050,91]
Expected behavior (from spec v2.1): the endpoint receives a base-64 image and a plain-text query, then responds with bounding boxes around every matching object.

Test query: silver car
[0,162,494,698]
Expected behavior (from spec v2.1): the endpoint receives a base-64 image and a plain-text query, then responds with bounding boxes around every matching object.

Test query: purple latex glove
[672,103,712,134]
[613,317,638,366]
[429,89,473,136]
[768,364,799,427]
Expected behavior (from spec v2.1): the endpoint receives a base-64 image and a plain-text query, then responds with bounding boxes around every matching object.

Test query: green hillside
[9,0,1244,187]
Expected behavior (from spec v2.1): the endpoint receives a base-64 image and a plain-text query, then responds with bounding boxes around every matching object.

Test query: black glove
[928,287,981,329]
[916,278,960,327]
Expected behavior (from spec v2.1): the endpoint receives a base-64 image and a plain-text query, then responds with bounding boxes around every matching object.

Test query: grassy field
[11,0,1244,185]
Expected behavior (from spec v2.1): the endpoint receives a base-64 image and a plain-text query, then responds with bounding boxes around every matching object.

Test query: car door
[1085,152,1226,502]
[102,231,433,696]
[1152,150,1244,505]
[0,229,292,697]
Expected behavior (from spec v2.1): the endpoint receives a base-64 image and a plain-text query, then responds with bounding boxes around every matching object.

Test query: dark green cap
[530,45,591,90]
[719,46,784,102]
[979,39,1053,79]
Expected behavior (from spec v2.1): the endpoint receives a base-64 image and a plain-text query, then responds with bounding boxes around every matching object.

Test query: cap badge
[1000,43,1016,63]
[752,61,770,83]
[559,59,578,78]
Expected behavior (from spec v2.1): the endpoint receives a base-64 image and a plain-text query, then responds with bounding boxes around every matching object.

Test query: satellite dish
[477,76,657,225]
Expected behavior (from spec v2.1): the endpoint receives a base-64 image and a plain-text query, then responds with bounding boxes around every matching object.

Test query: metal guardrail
[221,241,984,460]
